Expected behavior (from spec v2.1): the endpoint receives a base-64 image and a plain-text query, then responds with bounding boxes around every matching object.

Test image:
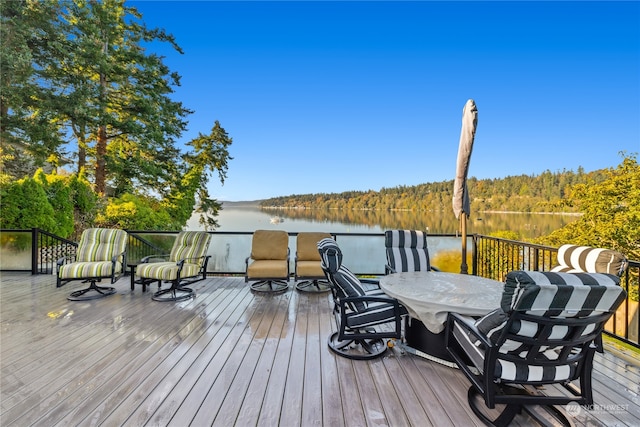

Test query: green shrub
[35,170,74,238]
[0,178,56,231]
[95,193,177,231]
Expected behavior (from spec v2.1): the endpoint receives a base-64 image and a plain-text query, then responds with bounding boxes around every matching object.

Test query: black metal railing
[473,235,559,281]
[33,228,78,275]
[126,232,168,264]
[474,234,640,349]
[1,228,637,349]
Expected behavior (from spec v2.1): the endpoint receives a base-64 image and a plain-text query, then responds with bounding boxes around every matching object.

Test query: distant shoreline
[220,202,582,217]
[481,211,582,216]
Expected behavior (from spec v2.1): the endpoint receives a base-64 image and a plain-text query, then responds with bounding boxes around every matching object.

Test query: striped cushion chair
[446,270,626,427]
[318,238,406,360]
[384,230,436,274]
[136,231,211,302]
[57,228,128,301]
[552,244,628,276]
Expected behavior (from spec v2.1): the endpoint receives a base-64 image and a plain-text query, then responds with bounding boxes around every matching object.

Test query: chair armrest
[341,294,397,304]
[360,278,382,291]
[56,255,76,266]
[111,250,127,263]
[180,255,208,264]
[338,294,403,313]
[337,295,405,336]
[447,312,493,349]
[141,254,170,263]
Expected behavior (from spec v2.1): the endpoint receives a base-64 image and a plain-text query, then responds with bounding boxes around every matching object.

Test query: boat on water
[270,216,284,224]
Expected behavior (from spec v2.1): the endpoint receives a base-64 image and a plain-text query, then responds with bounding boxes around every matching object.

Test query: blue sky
[131,1,639,202]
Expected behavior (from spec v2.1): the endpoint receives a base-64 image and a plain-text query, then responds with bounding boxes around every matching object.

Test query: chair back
[318,238,368,311]
[250,230,289,261]
[476,270,626,383]
[384,230,431,272]
[297,232,332,261]
[169,231,211,264]
[551,244,627,276]
[76,228,128,263]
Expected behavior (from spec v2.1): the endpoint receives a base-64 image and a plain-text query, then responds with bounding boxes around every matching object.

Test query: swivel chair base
[327,332,388,360]
[467,386,575,427]
[250,280,289,294]
[295,279,330,293]
[68,280,116,301]
[152,286,194,302]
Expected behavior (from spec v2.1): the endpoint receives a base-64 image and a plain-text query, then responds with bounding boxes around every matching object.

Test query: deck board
[1,273,639,427]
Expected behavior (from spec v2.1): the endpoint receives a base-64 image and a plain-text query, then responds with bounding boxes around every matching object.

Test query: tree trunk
[95,63,107,195]
[95,124,107,195]
[77,135,86,173]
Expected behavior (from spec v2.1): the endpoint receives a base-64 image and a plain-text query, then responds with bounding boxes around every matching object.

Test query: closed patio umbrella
[452,99,478,274]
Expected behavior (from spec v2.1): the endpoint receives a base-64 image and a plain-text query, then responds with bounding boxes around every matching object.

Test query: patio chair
[446,270,627,427]
[294,232,333,292]
[552,244,628,276]
[384,229,438,274]
[245,229,290,293]
[318,238,406,360]
[57,228,128,301]
[135,231,211,302]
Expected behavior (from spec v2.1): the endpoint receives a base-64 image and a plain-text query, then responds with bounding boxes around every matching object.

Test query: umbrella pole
[460,214,468,275]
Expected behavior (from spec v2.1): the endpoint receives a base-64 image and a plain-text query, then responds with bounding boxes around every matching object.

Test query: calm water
[188,205,579,240]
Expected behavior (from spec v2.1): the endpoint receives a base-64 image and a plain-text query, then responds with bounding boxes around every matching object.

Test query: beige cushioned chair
[245,229,290,293]
[294,232,333,292]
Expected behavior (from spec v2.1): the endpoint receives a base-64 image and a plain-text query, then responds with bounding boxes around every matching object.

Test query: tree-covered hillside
[261,166,602,213]
[262,154,639,263]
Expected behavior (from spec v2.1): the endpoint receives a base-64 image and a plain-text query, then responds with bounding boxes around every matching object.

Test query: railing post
[31,228,38,275]
[471,234,478,275]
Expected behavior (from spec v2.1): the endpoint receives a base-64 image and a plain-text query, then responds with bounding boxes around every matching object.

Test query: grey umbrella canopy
[452,99,478,274]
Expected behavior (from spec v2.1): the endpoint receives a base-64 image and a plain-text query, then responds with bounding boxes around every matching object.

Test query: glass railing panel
[208,232,254,274]
[0,230,33,271]
[333,234,386,276]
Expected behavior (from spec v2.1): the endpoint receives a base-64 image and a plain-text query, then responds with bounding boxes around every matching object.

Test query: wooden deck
[1,273,639,427]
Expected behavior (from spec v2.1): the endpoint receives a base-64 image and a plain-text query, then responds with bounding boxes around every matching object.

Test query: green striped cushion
[75,228,128,263]
[59,228,127,279]
[170,231,211,262]
[136,262,201,281]
[59,261,119,279]
[137,231,211,281]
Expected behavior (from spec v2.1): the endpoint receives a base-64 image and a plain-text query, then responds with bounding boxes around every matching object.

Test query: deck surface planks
[1,272,639,427]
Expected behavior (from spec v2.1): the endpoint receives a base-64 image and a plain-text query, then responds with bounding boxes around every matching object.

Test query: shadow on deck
[1,273,638,426]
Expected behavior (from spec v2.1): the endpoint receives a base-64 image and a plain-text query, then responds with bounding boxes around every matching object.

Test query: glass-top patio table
[379,271,503,365]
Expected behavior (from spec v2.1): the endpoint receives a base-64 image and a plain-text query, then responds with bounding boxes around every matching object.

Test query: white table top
[379,271,503,334]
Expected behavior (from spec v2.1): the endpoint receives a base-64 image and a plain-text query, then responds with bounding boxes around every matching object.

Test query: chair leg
[68,280,116,301]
